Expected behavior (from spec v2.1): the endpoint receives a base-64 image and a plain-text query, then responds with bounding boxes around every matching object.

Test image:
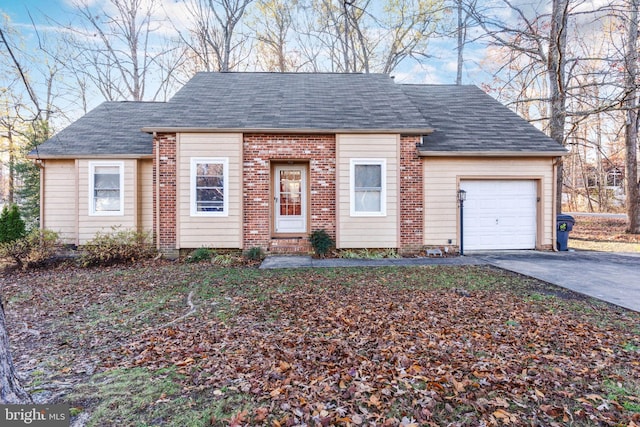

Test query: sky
[2,0,608,128]
[1,0,489,82]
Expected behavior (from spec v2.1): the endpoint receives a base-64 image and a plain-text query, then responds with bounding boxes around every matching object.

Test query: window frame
[190,157,229,217]
[89,161,125,216]
[350,158,386,217]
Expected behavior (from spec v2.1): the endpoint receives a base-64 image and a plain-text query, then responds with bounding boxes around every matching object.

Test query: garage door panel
[461,180,537,250]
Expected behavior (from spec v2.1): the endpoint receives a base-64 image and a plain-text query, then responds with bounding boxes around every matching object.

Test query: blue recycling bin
[556,214,575,251]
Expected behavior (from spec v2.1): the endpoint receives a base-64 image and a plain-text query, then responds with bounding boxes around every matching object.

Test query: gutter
[141,127,436,135]
[26,153,154,160]
[418,150,570,157]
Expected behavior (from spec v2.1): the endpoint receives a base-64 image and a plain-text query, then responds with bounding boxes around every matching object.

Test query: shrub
[80,227,154,267]
[244,246,264,261]
[0,229,60,269]
[186,247,212,263]
[309,229,334,258]
[0,204,26,244]
[212,253,236,266]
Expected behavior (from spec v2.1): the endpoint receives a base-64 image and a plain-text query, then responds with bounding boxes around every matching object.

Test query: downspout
[154,132,160,251]
[552,156,561,251]
[33,159,45,229]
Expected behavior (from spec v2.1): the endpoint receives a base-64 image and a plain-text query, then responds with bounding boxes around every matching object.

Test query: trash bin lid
[557,214,575,223]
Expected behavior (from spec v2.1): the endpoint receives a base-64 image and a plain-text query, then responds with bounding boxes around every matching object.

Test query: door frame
[271,161,310,237]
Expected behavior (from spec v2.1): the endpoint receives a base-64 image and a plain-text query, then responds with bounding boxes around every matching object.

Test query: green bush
[309,229,334,258]
[0,229,60,269]
[0,204,26,243]
[244,247,264,261]
[186,247,212,263]
[80,227,154,267]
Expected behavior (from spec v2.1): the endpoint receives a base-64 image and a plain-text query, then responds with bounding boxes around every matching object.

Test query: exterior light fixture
[458,189,466,256]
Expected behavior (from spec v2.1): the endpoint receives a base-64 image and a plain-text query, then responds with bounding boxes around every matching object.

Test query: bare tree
[469,0,570,212]
[59,0,179,101]
[623,0,639,232]
[250,0,298,71]
[181,0,254,72]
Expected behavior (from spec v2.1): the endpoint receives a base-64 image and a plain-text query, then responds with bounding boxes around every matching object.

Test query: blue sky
[1,0,494,126]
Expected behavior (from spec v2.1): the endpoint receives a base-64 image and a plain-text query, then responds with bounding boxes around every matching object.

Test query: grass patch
[603,375,640,413]
[68,367,218,427]
[570,239,640,253]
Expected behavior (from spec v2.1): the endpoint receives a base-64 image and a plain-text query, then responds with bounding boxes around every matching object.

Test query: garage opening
[460,180,537,250]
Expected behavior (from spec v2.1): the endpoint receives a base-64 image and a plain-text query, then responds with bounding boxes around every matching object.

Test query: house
[30,72,567,257]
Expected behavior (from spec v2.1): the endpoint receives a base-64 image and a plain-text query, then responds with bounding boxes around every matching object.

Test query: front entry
[274,165,307,234]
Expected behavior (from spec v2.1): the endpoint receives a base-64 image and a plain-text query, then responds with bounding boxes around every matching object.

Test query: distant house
[30,72,567,257]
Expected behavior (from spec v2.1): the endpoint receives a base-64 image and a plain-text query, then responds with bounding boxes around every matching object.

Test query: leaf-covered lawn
[3,263,640,426]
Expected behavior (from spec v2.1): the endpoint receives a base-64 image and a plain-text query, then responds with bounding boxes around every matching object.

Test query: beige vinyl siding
[42,160,77,244]
[336,134,398,248]
[423,157,554,248]
[77,159,138,244]
[138,159,154,233]
[178,133,242,248]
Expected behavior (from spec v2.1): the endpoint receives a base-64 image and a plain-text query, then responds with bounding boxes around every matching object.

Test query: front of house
[31,73,567,257]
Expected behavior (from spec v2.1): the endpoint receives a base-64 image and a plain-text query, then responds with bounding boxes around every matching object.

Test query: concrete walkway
[259,255,483,269]
[259,251,640,312]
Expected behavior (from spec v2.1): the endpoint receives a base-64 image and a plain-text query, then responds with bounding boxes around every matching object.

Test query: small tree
[0,205,26,244]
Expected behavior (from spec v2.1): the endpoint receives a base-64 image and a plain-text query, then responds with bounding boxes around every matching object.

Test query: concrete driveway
[477,251,640,312]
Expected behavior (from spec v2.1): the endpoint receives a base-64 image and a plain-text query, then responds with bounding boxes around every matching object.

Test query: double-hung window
[350,159,386,216]
[190,158,228,216]
[89,161,124,216]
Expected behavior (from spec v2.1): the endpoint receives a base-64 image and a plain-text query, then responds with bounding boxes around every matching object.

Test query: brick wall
[243,134,336,251]
[399,135,424,254]
[153,133,178,255]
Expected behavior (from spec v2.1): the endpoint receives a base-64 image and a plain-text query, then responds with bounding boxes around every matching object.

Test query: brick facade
[153,133,178,255]
[153,132,423,256]
[243,134,336,252]
[399,136,424,254]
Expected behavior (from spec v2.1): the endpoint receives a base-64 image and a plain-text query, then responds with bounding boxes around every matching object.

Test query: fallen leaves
[4,263,640,426]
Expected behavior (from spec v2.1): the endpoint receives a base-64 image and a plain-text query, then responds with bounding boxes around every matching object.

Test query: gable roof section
[142,72,432,133]
[402,84,567,156]
[32,102,164,158]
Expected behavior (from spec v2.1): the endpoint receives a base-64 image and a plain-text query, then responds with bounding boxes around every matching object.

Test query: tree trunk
[456,0,464,85]
[0,297,32,404]
[548,0,569,214]
[625,0,640,233]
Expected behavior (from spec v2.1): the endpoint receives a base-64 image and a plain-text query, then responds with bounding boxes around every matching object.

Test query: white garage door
[460,180,537,250]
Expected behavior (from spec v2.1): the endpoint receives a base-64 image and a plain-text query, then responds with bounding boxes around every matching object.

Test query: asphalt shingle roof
[149,72,431,131]
[33,102,164,158]
[32,73,566,158]
[401,84,567,154]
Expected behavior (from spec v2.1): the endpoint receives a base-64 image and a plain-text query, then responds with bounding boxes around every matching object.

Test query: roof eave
[27,153,154,160]
[141,127,435,135]
[417,149,569,157]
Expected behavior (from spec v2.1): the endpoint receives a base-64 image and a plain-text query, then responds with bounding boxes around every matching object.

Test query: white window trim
[190,157,229,217]
[89,161,125,216]
[350,158,386,217]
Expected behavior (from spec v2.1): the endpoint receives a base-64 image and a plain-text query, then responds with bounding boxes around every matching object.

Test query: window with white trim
[350,159,386,216]
[89,161,124,216]
[190,158,228,216]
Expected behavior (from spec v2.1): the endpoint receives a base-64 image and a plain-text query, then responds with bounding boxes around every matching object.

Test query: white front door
[274,165,307,233]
